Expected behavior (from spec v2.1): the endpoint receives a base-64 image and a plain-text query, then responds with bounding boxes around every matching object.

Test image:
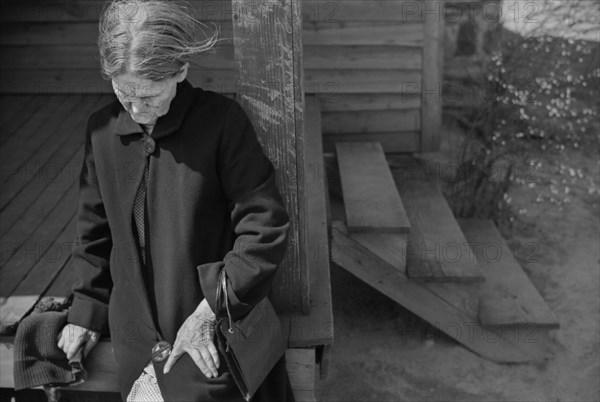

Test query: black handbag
[214,269,287,401]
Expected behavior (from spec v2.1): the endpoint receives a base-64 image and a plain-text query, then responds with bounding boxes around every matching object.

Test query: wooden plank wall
[0,0,443,153]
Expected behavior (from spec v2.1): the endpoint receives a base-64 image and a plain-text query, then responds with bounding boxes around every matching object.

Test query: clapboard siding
[0,69,422,95]
[0,22,424,47]
[0,45,423,70]
[0,1,430,23]
[0,0,443,153]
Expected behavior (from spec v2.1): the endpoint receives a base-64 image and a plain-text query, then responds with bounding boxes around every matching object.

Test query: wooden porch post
[230,0,309,314]
[421,0,444,152]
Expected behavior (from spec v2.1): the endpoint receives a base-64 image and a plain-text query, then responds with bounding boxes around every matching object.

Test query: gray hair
[98,0,218,81]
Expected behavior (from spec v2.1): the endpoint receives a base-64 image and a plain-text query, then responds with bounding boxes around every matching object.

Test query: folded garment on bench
[14,309,85,391]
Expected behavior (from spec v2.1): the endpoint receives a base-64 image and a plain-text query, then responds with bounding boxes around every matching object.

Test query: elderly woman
[56,1,293,401]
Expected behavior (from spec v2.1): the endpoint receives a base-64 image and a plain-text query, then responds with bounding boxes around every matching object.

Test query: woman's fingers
[207,339,220,370]
[82,336,99,358]
[163,342,183,374]
[57,329,64,350]
[199,346,218,377]
[163,343,219,378]
[56,325,100,360]
[189,347,216,378]
[65,337,85,360]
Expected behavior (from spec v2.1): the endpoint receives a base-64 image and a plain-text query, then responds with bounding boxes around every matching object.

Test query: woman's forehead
[111,74,170,96]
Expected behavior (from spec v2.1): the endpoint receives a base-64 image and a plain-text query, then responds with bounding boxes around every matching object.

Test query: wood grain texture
[231,0,306,314]
[458,218,560,328]
[336,142,410,233]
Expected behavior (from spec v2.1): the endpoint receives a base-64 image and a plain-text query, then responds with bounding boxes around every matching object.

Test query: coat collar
[113,79,197,140]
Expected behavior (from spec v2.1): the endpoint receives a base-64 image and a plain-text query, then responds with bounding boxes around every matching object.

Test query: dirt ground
[316,122,600,402]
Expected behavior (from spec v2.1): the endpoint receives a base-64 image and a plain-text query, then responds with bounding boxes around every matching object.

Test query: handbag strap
[215,269,235,334]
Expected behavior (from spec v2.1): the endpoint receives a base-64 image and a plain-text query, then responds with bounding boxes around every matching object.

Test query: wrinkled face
[111,67,187,126]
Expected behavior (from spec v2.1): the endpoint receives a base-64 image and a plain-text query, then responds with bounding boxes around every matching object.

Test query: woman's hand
[57,324,100,360]
[163,298,220,378]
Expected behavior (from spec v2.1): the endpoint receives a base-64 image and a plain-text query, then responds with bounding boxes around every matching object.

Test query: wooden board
[458,218,560,328]
[304,70,422,94]
[285,349,317,402]
[351,233,408,273]
[396,158,484,282]
[1,45,421,71]
[331,221,551,363]
[286,96,334,348]
[0,21,423,47]
[318,93,421,112]
[0,69,422,95]
[232,0,306,314]
[0,45,235,70]
[322,109,420,134]
[303,22,424,46]
[336,142,410,234]
[0,296,39,333]
[323,131,420,154]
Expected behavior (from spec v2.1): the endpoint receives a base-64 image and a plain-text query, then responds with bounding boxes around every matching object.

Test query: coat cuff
[67,294,109,333]
[197,262,250,321]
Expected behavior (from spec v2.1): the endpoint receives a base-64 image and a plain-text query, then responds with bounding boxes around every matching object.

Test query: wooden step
[330,220,552,363]
[396,159,484,282]
[458,218,560,329]
[335,141,410,273]
[335,141,410,234]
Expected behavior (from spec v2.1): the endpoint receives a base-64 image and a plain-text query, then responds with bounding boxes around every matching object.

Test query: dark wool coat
[66,80,292,401]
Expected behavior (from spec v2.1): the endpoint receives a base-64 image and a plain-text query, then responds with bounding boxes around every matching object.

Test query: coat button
[151,341,172,362]
[144,137,156,154]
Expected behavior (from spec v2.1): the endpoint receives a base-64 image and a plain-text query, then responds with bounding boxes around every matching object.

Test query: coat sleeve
[197,100,290,321]
[67,116,113,333]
